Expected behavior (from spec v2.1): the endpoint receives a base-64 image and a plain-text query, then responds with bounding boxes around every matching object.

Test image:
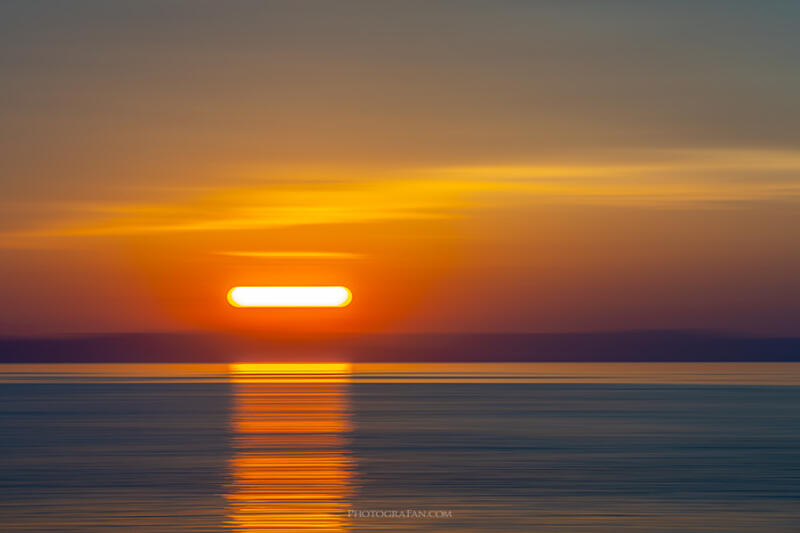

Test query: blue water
[2,364,800,531]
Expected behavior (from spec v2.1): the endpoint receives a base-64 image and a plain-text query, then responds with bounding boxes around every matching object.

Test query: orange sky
[1,2,799,335]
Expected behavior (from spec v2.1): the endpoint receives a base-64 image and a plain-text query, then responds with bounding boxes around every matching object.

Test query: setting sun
[227,286,352,308]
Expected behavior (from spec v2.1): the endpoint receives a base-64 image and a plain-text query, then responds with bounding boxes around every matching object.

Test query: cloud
[2,148,799,247]
[214,251,364,259]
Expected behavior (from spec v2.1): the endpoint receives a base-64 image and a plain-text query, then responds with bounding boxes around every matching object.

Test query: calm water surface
[2,363,800,532]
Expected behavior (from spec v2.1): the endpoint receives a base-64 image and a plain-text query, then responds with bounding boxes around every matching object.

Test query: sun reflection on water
[226,363,354,532]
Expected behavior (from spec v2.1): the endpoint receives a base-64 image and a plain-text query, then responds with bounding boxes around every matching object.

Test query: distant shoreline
[1,331,799,363]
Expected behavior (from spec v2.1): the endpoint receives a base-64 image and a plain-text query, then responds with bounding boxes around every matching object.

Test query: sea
[2,363,800,532]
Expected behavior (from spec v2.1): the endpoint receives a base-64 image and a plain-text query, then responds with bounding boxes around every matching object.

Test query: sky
[1,1,799,336]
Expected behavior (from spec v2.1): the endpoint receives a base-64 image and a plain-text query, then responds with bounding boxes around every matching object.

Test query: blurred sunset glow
[2,2,800,336]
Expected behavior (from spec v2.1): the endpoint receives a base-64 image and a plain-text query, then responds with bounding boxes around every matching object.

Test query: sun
[227,286,352,308]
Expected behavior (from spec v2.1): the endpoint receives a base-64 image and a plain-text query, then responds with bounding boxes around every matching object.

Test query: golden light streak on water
[225,363,354,532]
